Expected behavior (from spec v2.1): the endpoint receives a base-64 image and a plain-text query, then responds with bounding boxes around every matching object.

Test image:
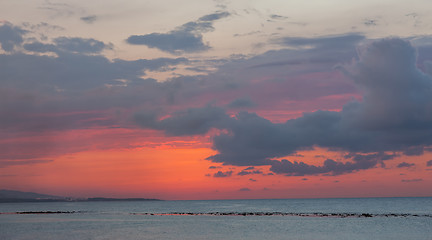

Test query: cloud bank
[2,20,432,176]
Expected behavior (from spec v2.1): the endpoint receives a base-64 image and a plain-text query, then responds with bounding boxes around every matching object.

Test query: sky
[0,0,432,200]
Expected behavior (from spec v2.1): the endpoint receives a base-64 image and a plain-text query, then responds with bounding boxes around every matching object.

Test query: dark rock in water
[16,211,77,214]
[128,212,432,218]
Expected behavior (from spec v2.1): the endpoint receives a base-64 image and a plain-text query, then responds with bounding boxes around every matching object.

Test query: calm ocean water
[1,197,431,240]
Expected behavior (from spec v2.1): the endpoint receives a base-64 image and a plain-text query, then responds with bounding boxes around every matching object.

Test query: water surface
[1,197,431,240]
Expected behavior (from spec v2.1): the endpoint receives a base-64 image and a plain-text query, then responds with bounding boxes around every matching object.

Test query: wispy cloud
[401,178,423,183]
[80,15,97,24]
[39,0,85,18]
[0,159,53,168]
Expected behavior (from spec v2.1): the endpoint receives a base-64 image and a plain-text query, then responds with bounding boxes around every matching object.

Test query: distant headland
[0,190,161,203]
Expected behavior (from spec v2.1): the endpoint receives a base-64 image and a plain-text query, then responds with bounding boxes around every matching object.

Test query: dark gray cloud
[210,39,432,168]
[411,37,432,69]
[427,160,432,166]
[345,152,396,162]
[0,23,27,51]
[135,105,233,136]
[227,98,256,109]
[237,169,263,176]
[397,162,415,168]
[0,107,116,133]
[24,37,111,54]
[364,19,378,26]
[23,42,57,52]
[213,171,233,177]
[401,178,423,182]
[0,50,187,92]
[138,38,432,175]
[0,24,189,139]
[53,37,110,53]
[276,34,365,50]
[126,11,229,54]
[403,146,424,156]
[0,54,186,135]
[269,14,289,20]
[243,35,363,90]
[81,15,97,24]
[24,36,112,54]
[269,156,380,176]
[209,166,221,169]
[208,111,294,166]
[238,187,251,191]
[292,154,304,157]
[127,32,209,54]
[198,12,230,21]
[150,34,360,112]
[233,31,261,37]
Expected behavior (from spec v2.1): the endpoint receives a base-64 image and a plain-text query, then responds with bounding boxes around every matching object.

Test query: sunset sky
[1,0,432,200]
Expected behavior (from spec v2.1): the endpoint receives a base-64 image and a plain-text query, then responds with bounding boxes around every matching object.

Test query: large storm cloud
[137,38,432,175]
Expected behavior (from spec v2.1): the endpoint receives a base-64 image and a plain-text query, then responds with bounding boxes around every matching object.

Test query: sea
[1,197,431,240]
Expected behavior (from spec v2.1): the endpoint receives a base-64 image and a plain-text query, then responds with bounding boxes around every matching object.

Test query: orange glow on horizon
[2,134,431,200]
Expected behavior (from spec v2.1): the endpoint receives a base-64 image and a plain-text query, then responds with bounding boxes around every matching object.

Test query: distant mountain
[87,197,161,201]
[0,189,65,202]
